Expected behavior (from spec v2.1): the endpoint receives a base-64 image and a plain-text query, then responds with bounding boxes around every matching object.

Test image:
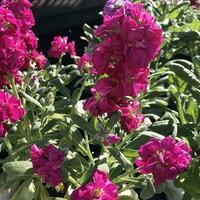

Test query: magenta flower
[0,90,24,123]
[77,53,92,69]
[83,78,120,116]
[48,36,76,59]
[95,2,163,70]
[71,170,118,200]
[31,144,65,187]
[0,0,44,87]
[135,136,192,185]
[31,50,46,69]
[0,34,26,73]
[67,41,76,57]
[0,7,19,35]
[103,134,121,146]
[48,36,68,58]
[0,123,6,138]
[120,101,144,133]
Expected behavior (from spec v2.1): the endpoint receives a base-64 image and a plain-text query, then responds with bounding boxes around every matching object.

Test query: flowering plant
[0,0,200,200]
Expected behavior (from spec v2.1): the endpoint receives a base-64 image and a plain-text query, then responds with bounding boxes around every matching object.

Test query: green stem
[118,133,138,149]
[177,96,187,125]
[84,132,95,166]
[10,76,19,99]
[76,78,87,102]
[4,137,13,156]
[68,176,80,187]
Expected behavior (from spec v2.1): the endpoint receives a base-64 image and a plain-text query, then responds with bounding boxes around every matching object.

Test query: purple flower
[31,144,65,187]
[71,170,118,200]
[103,134,121,146]
[135,136,192,185]
[103,0,131,16]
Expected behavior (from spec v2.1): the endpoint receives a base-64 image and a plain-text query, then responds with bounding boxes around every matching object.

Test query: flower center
[95,92,103,102]
[93,188,103,198]
[135,39,145,48]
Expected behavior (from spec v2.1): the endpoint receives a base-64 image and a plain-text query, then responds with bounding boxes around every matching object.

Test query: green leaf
[109,147,133,170]
[52,78,71,99]
[122,149,138,162]
[34,181,49,200]
[20,91,43,109]
[186,97,198,123]
[71,114,97,134]
[162,181,184,200]
[10,180,35,200]
[106,111,121,131]
[140,179,156,200]
[190,87,200,103]
[168,2,189,20]
[168,63,200,86]
[3,161,33,176]
[175,160,200,199]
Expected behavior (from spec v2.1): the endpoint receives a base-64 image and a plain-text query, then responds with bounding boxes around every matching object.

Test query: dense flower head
[0,7,19,35]
[31,144,65,187]
[94,2,163,75]
[0,34,26,73]
[0,0,44,88]
[0,90,24,124]
[103,133,121,146]
[135,136,192,185]
[71,170,118,200]
[120,101,144,133]
[48,36,76,58]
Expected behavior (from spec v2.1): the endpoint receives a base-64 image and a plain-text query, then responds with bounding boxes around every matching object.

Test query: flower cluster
[31,144,65,187]
[0,0,46,88]
[71,170,118,200]
[0,90,24,138]
[48,36,76,59]
[135,136,192,184]
[81,0,162,133]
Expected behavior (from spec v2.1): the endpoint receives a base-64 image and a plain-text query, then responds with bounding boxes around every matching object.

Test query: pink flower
[31,144,65,187]
[77,53,92,69]
[83,78,120,116]
[48,36,70,58]
[120,101,144,133]
[95,2,163,69]
[0,34,26,74]
[31,50,46,69]
[0,90,24,123]
[103,134,121,146]
[0,123,6,138]
[135,136,192,185]
[67,41,76,57]
[71,170,118,200]
[0,7,19,35]
[23,30,38,49]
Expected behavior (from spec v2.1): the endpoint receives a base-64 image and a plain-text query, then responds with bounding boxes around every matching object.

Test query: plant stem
[4,137,13,156]
[76,78,87,102]
[68,176,80,187]
[84,132,95,166]
[10,76,19,99]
